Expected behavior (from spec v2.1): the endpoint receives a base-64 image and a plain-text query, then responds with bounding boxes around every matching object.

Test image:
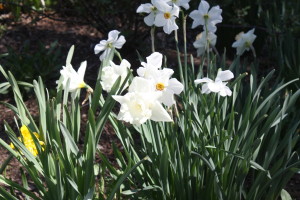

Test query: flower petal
[137,3,153,13]
[168,78,184,94]
[107,30,120,42]
[198,0,210,14]
[150,102,172,122]
[194,77,213,84]
[207,82,220,92]
[146,52,163,69]
[216,70,234,82]
[114,35,126,49]
[160,89,175,107]
[144,12,155,26]
[154,13,166,27]
[77,61,87,80]
[94,41,107,54]
[163,17,178,34]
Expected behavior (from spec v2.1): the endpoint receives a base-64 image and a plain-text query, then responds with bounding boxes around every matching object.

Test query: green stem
[174,29,185,89]
[151,26,156,53]
[114,49,122,62]
[183,14,188,90]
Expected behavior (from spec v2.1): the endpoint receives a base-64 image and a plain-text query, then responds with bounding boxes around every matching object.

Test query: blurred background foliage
[0,0,299,88]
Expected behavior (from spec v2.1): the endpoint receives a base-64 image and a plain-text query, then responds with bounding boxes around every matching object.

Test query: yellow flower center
[164,12,171,19]
[203,14,209,19]
[78,82,86,88]
[245,41,251,48]
[156,83,165,91]
[106,42,113,48]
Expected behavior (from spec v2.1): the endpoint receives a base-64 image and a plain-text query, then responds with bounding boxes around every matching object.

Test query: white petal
[198,0,210,14]
[160,89,175,107]
[94,41,107,54]
[129,77,155,93]
[137,3,153,13]
[225,86,232,96]
[206,22,217,33]
[171,5,180,17]
[161,68,174,78]
[146,52,163,69]
[216,70,234,82]
[99,49,110,61]
[194,77,213,84]
[112,95,126,104]
[154,13,166,27]
[168,78,184,94]
[208,6,222,23]
[207,82,220,92]
[150,102,172,122]
[77,61,87,80]
[153,0,171,12]
[107,30,120,42]
[219,88,227,96]
[114,35,126,49]
[201,83,211,94]
[189,10,203,28]
[144,12,155,26]
[137,67,146,77]
[163,18,178,34]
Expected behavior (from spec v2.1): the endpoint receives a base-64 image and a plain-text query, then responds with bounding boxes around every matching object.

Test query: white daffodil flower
[113,77,172,125]
[59,61,87,92]
[100,59,131,92]
[153,68,184,107]
[189,0,222,33]
[193,31,217,56]
[153,1,180,34]
[194,70,234,97]
[136,1,157,26]
[137,0,171,26]
[94,30,126,61]
[168,0,191,10]
[137,52,163,79]
[137,52,184,106]
[232,28,257,56]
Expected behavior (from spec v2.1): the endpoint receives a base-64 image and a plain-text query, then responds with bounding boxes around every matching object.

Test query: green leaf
[0,175,41,200]
[59,122,79,156]
[107,157,150,200]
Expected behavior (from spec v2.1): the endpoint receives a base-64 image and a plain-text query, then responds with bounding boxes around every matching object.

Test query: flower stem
[174,29,185,89]
[151,26,156,53]
[183,14,188,90]
[204,20,210,77]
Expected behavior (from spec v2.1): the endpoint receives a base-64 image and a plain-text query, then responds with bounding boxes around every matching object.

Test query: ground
[0,12,299,199]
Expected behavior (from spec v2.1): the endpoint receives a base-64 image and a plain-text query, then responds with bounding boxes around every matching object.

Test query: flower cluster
[113,52,184,125]
[137,0,182,34]
[190,0,222,56]
[10,125,44,156]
